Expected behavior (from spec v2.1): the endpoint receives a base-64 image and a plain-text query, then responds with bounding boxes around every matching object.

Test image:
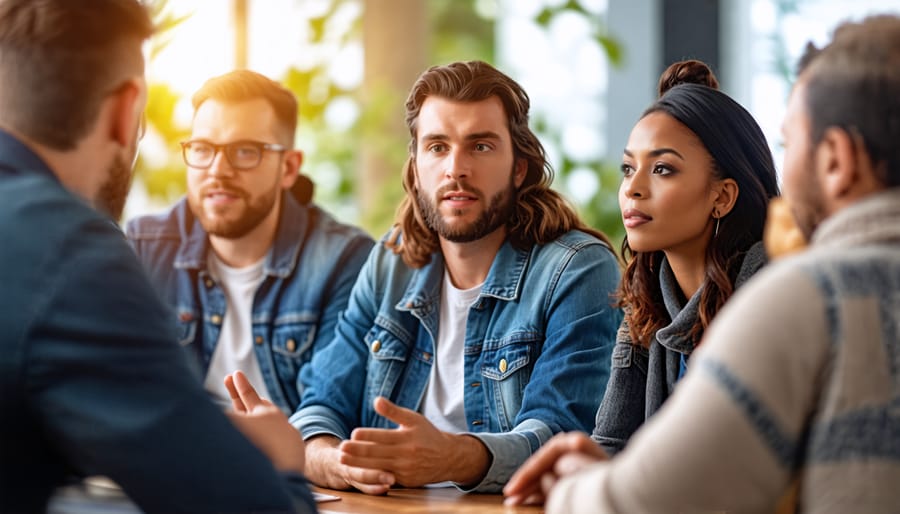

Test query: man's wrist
[448,434,492,487]
[304,435,344,488]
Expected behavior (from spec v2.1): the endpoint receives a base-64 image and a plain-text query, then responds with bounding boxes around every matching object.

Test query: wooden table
[315,486,544,514]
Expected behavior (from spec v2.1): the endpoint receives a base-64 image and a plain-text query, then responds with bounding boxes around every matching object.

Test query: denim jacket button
[286,338,296,352]
[210,314,222,325]
[422,352,431,361]
[499,358,508,373]
[471,420,483,426]
[371,340,381,353]
[204,278,214,288]
[254,335,263,345]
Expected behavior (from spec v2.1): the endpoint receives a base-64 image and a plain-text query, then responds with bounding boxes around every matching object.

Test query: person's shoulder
[1,172,107,243]
[537,229,618,263]
[306,203,374,244]
[124,197,190,241]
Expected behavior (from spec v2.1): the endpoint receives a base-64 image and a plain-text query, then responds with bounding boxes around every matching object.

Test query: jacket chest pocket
[271,323,316,403]
[480,335,539,431]
[176,310,198,346]
[363,325,411,414]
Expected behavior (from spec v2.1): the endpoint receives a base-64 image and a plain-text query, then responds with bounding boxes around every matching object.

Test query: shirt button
[204,278,214,288]
[210,314,222,325]
[499,358,508,373]
[286,338,296,352]
[254,335,263,345]
[371,340,381,353]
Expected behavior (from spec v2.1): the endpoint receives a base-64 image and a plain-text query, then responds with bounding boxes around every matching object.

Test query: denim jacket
[0,130,315,513]
[291,230,622,492]
[591,242,767,455]
[126,192,374,413]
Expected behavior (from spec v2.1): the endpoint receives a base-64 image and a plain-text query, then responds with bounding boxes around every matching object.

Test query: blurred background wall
[135,0,900,246]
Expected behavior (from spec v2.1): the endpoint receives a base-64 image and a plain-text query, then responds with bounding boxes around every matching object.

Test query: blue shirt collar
[397,238,530,312]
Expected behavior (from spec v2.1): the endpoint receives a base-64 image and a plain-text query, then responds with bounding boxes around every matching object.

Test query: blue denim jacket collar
[173,191,309,278]
[396,239,529,314]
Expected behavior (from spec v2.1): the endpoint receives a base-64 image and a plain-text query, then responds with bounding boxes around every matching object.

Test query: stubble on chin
[95,152,134,222]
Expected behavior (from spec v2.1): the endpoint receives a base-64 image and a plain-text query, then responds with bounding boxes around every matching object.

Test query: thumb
[373,396,422,427]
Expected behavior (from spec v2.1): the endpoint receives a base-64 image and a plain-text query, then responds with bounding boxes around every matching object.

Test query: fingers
[504,432,606,501]
[555,452,603,477]
[341,464,395,495]
[372,396,422,426]
[228,370,270,412]
[223,374,246,413]
[349,427,407,445]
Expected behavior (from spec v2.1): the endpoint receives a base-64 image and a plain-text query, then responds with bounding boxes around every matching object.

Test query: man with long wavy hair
[287,60,622,493]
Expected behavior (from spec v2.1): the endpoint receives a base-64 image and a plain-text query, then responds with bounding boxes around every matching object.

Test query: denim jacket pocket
[176,311,197,346]
[362,325,410,419]
[271,322,316,402]
[480,335,538,431]
[611,343,649,375]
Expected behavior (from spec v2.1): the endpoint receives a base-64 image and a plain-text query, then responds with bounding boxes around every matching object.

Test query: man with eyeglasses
[127,69,373,415]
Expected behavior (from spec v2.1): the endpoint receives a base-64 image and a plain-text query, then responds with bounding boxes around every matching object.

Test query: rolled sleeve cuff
[289,404,350,441]
[456,418,554,493]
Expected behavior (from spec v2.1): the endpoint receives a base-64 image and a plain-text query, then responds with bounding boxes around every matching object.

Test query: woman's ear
[712,178,739,217]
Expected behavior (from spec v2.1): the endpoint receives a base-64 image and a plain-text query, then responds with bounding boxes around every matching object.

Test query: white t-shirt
[420,270,482,433]
[202,252,271,409]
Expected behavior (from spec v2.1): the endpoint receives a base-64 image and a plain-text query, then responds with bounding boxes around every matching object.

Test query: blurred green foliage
[139,0,625,245]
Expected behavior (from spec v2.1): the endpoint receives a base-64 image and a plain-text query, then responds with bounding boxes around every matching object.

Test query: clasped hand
[503,431,608,506]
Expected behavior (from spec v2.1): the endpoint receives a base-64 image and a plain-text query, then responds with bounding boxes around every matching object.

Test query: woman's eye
[620,163,634,176]
[653,164,673,175]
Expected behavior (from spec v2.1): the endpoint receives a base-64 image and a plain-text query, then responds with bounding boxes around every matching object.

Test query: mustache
[435,181,482,200]
[200,180,248,198]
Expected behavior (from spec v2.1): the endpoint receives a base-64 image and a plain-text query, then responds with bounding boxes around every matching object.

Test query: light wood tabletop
[314,486,545,514]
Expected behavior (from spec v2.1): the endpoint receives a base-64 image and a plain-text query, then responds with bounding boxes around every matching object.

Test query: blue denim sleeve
[300,231,374,407]
[292,242,383,439]
[464,241,622,492]
[30,223,315,513]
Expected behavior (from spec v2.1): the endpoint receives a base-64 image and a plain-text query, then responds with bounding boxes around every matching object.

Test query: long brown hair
[386,60,613,268]
[619,60,779,348]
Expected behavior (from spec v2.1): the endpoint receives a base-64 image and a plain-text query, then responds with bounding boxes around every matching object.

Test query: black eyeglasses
[180,139,287,170]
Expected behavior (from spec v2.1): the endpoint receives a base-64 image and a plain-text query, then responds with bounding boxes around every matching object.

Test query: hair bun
[657,59,719,97]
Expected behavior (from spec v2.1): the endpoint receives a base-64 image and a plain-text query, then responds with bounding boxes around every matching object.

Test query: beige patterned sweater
[548,188,900,514]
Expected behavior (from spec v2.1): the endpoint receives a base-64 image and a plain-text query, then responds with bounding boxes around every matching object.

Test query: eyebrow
[622,147,685,160]
[420,131,503,142]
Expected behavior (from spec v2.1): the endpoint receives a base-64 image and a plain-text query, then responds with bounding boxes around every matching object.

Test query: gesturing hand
[503,431,608,506]
[224,371,305,475]
[338,397,489,487]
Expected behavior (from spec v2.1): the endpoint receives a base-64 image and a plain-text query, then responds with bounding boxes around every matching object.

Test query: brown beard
[188,181,280,239]
[416,174,516,243]
[96,145,136,222]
